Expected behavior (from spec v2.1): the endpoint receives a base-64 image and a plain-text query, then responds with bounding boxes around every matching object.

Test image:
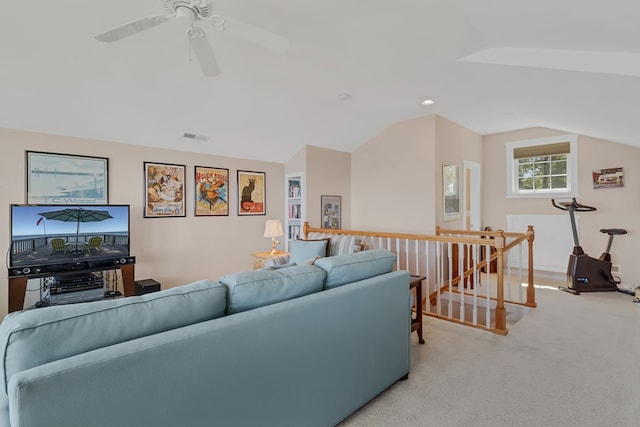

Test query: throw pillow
[289,239,329,265]
[302,237,331,257]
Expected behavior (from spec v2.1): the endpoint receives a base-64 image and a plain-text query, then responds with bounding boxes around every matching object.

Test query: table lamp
[264,220,284,255]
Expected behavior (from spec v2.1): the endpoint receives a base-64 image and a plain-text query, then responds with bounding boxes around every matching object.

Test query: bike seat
[600,228,627,235]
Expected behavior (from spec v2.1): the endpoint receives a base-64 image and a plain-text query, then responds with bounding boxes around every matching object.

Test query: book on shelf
[288,182,301,198]
[288,225,301,240]
[288,204,301,219]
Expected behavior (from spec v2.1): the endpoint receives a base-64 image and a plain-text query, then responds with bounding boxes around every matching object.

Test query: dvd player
[47,288,105,305]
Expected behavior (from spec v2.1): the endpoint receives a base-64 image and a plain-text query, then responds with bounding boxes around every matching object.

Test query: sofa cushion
[289,239,329,265]
[313,248,397,289]
[0,279,226,395]
[220,265,326,314]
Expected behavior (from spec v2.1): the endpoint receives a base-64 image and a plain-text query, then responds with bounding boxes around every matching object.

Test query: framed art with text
[237,170,266,215]
[144,162,186,218]
[195,166,229,216]
[26,151,109,205]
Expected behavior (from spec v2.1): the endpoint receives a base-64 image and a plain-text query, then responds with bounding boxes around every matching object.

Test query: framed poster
[443,164,460,221]
[237,170,266,215]
[144,162,186,218]
[592,167,624,189]
[26,151,108,204]
[321,195,341,229]
[195,166,229,216]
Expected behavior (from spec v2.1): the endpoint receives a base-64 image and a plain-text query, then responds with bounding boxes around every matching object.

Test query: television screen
[10,204,130,274]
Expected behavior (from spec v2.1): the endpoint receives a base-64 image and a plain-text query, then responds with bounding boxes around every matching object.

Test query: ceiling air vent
[182,132,210,142]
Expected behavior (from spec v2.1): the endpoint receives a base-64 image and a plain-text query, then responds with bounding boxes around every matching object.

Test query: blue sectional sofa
[0,249,410,427]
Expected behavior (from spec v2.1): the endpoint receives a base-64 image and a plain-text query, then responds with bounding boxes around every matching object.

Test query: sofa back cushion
[307,232,362,256]
[220,265,326,314]
[0,279,226,394]
[313,248,397,289]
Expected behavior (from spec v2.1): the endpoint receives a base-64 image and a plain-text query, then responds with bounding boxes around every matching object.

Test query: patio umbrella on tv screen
[37,207,113,252]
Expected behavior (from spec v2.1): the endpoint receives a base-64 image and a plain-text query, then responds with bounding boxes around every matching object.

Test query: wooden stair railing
[303,223,536,336]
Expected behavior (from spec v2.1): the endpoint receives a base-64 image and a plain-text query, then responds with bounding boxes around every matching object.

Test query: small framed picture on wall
[321,195,341,229]
[144,162,186,218]
[237,170,266,215]
[195,166,229,216]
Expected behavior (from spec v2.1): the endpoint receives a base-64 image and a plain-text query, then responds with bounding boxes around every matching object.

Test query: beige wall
[286,146,306,175]
[350,114,482,234]
[351,115,437,233]
[482,127,640,282]
[305,146,351,229]
[0,128,284,317]
[285,145,350,230]
[435,115,483,229]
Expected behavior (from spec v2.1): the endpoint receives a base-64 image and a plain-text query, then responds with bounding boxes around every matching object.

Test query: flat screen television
[9,204,131,277]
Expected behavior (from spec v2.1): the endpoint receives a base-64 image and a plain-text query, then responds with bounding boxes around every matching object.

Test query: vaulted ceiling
[2,1,640,162]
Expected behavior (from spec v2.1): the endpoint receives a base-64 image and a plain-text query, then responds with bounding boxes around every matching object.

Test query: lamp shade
[264,220,284,238]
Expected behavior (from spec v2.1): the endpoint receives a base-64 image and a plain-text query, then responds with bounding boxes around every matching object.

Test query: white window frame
[505,134,579,199]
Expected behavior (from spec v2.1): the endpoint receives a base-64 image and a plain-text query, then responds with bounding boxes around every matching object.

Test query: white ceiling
[2,0,640,163]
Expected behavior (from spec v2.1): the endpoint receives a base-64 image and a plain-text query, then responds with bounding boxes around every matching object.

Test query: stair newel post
[494,230,508,335]
[526,225,537,307]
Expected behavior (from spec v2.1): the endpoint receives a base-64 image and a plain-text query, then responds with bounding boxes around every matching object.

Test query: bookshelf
[285,173,304,250]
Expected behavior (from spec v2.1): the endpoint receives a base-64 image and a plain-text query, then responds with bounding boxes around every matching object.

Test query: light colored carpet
[339,285,640,427]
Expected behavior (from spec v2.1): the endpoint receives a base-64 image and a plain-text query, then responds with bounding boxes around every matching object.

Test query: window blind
[513,141,570,159]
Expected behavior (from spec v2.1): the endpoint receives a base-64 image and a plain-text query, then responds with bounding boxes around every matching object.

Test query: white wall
[0,128,284,317]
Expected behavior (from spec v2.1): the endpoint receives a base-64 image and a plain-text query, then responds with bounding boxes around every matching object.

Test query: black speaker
[134,279,161,295]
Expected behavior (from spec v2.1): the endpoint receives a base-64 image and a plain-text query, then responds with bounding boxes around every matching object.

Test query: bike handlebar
[551,198,597,212]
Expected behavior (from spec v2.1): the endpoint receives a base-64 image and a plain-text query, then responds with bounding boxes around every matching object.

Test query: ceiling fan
[94,0,289,76]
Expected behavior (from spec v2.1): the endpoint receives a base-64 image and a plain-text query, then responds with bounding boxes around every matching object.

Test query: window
[505,134,578,198]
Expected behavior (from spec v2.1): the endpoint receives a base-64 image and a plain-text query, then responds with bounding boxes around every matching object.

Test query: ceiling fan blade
[189,28,221,76]
[210,15,289,52]
[95,15,170,43]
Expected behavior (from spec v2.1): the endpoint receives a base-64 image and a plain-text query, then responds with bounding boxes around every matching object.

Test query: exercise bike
[551,198,627,295]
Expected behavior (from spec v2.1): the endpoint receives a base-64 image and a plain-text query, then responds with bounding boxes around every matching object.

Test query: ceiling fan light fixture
[94,0,288,76]
[162,0,210,18]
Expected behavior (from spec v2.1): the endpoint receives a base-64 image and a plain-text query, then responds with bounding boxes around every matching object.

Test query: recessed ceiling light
[338,93,352,101]
[421,99,435,106]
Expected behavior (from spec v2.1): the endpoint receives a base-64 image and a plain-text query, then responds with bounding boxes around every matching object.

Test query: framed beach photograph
[26,151,108,204]
[195,166,229,216]
[144,162,186,218]
[321,195,341,229]
[237,170,266,215]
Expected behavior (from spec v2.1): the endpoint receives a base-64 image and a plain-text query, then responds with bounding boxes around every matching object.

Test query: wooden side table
[410,275,426,344]
[251,251,290,270]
